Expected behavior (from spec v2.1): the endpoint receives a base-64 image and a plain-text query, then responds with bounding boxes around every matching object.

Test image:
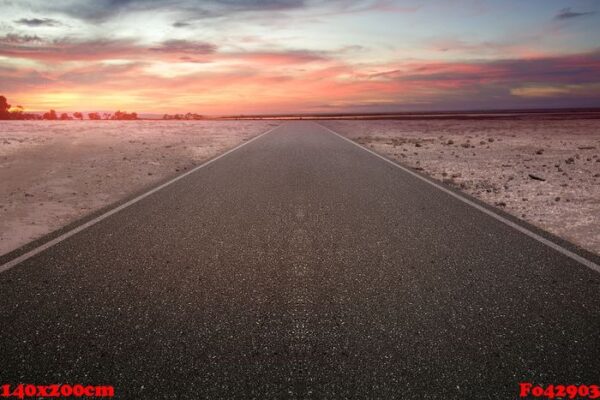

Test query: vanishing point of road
[1,122,599,399]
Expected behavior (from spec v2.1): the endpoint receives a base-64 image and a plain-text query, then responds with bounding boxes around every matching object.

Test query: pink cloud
[3,42,600,114]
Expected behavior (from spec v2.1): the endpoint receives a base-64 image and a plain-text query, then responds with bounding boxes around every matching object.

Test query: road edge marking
[0,123,282,274]
[317,122,600,275]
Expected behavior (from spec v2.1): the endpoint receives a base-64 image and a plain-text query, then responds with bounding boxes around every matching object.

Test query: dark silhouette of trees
[0,95,11,119]
[111,110,138,120]
[43,110,58,120]
[9,105,24,119]
[0,95,146,121]
[162,112,204,120]
[1,95,41,119]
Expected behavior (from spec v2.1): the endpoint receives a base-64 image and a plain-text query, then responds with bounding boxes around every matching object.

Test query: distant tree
[9,105,24,119]
[162,112,203,120]
[0,95,11,119]
[88,112,101,120]
[59,112,71,120]
[43,109,57,120]
[73,112,83,120]
[20,113,40,120]
[103,113,112,120]
[0,96,43,120]
[111,110,138,120]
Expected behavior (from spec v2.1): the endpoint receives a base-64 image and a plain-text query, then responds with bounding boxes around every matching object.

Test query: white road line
[0,124,282,274]
[318,122,600,275]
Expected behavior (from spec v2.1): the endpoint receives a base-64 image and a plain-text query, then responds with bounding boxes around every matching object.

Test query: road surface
[1,121,599,399]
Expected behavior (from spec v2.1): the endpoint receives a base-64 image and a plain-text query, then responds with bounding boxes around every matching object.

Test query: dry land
[0,120,278,255]
[322,118,600,255]
[2,117,599,258]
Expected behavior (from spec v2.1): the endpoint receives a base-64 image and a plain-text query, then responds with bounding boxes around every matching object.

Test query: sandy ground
[322,118,600,255]
[0,120,278,256]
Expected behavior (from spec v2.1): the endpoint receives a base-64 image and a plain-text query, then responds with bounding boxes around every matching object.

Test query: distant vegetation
[1,96,37,120]
[162,113,204,120]
[110,111,138,120]
[0,95,139,120]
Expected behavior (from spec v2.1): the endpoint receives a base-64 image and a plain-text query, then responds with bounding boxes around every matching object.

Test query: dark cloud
[0,36,218,61]
[172,21,190,28]
[15,18,61,27]
[229,49,329,64]
[0,37,142,61]
[554,7,595,20]
[374,51,600,87]
[44,0,308,22]
[150,40,217,54]
[45,0,157,22]
[212,0,305,11]
[0,33,43,44]
[39,0,407,24]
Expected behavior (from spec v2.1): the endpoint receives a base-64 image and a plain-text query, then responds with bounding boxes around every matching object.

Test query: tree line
[162,113,204,120]
[0,95,138,120]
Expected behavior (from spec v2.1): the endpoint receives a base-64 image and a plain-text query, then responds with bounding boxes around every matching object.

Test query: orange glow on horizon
[2,0,600,114]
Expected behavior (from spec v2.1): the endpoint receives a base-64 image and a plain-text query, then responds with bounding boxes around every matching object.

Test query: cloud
[214,0,306,11]
[0,34,43,44]
[0,32,334,65]
[14,17,62,27]
[1,1,599,113]
[228,50,329,64]
[0,37,142,61]
[511,84,600,98]
[511,85,571,97]
[427,38,526,56]
[56,62,147,85]
[41,0,414,23]
[44,0,158,22]
[172,21,190,28]
[554,7,595,20]
[4,47,600,113]
[0,68,54,92]
[374,51,600,87]
[43,0,309,22]
[150,40,217,54]
[0,37,220,62]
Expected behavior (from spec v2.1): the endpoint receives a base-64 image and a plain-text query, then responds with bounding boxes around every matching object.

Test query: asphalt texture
[1,121,599,399]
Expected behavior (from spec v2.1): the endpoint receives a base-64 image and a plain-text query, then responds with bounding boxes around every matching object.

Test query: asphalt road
[1,121,599,399]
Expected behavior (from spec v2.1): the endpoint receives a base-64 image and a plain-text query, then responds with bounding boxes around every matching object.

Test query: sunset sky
[1,0,599,115]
